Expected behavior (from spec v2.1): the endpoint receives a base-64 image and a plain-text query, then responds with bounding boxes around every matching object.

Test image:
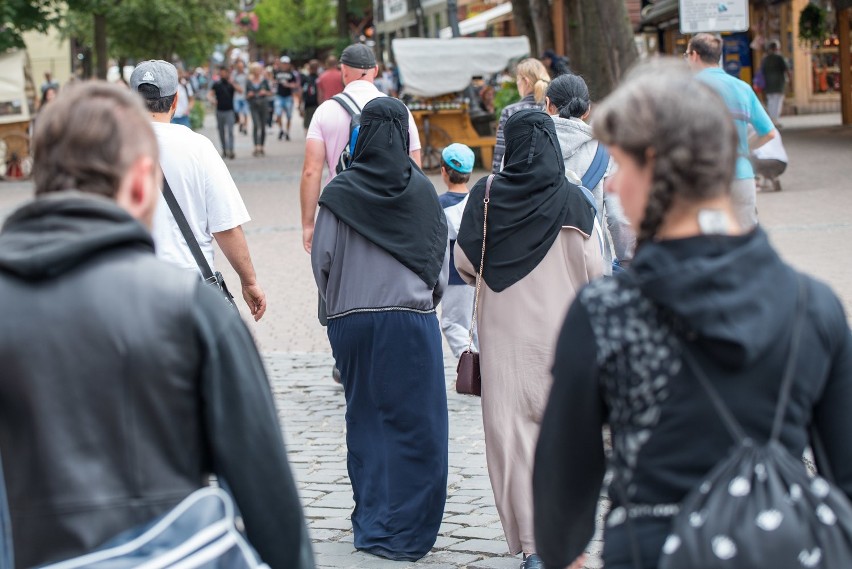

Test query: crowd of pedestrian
[2,35,851,569]
[204,54,348,160]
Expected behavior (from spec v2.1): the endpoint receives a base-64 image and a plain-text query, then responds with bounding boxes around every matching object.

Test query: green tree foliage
[65,0,230,67]
[0,0,62,52]
[255,0,336,57]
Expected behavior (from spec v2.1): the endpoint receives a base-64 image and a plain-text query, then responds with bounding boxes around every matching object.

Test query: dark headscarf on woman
[457,108,595,293]
[318,97,447,288]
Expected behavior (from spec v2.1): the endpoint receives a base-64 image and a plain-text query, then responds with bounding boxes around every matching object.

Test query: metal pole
[839,7,852,125]
[448,0,460,37]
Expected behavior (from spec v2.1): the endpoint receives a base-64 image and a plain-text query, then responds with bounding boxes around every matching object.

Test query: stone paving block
[468,557,521,569]
[309,528,343,541]
[432,535,463,549]
[422,551,481,566]
[304,506,352,519]
[312,492,355,509]
[445,494,477,504]
[439,522,462,535]
[450,526,505,540]
[447,539,510,555]
[442,514,500,526]
[309,518,353,530]
[348,552,412,568]
[443,502,479,514]
[315,554,361,569]
[312,542,358,556]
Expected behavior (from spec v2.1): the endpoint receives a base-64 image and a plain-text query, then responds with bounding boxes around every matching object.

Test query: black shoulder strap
[161,176,216,283]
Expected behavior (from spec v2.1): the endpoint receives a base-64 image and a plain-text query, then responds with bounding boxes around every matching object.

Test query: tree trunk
[566,0,638,100]
[529,0,554,56]
[511,0,538,59]
[337,0,349,40]
[94,12,108,79]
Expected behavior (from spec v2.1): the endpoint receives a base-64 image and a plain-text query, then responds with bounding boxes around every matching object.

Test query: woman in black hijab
[311,97,449,562]
[455,108,604,569]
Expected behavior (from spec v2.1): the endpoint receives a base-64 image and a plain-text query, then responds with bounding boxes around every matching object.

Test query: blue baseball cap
[442,143,475,174]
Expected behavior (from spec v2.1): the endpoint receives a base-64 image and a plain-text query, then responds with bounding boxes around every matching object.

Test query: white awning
[439,2,513,39]
[0,50,30,125]
[392,36,530,97]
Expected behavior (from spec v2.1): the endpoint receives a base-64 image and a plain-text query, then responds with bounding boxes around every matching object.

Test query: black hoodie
[0,192,154,280]
[0,193,314,569]
[533,229,852,569]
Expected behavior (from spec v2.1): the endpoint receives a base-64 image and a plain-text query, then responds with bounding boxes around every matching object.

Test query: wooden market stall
[392,37,530,171]
[0,50,34,180]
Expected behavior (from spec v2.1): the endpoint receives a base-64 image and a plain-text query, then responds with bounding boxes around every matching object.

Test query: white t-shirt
[306,80,421,185]
[752,132,788,163]
[174,81,194,118]
[151,122,250,274]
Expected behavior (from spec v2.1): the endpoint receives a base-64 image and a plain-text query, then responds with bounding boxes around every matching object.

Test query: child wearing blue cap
[438,143,479,357]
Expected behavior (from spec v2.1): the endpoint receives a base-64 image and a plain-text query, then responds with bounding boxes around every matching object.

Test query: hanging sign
[679,0,749,34]
[383,0,408,22]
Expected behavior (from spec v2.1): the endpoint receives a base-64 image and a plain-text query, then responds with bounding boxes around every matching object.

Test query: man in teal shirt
[686,33,776,230]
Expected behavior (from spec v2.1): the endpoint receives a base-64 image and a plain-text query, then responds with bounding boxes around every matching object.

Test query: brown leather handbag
[455,174,494,397]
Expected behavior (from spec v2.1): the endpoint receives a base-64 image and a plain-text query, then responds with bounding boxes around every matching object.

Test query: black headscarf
[457,108,595,292]
[318,97,447,288]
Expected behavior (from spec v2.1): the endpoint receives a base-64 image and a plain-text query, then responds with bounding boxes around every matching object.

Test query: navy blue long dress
[310,97,450,561]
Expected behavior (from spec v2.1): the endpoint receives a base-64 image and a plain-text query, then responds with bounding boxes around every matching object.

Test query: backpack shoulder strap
[332,93,362,120]
[581,142,610,191]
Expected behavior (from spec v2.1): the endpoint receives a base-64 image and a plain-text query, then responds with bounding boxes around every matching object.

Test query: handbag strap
[680,275,808,444]
[466,174,494,353]
[161,176,216,283]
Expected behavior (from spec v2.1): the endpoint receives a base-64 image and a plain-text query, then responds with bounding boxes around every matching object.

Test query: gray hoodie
[552,115,635,273]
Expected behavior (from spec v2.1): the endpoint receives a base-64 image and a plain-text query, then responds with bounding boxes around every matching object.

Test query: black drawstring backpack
[655,277,852,568]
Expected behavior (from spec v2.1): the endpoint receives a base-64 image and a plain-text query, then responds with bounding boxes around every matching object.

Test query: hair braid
[637,177,675,245]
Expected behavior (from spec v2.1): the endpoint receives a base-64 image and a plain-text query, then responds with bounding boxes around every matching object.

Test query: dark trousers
[249,101,268,146]
[216,110,235,153]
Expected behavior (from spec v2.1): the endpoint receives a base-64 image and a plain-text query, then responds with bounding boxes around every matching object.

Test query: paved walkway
[2,105,849,569]
[268,352,604,569]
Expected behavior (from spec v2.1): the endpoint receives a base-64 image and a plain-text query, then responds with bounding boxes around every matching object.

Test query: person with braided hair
[545,73,635,276]
[491,58,549,173]
[534,60,852,569]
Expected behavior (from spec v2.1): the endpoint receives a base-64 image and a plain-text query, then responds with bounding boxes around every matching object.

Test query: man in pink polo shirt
[299,43,421,253]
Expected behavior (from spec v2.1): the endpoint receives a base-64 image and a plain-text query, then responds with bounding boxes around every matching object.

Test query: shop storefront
[639,0,852,116]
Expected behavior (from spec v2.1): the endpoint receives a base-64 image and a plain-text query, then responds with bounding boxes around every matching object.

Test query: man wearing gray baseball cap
[300,43,422,255]
[131,59,267,321]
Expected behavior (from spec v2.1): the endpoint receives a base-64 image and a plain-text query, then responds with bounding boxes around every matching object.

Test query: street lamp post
[447,0,461,37]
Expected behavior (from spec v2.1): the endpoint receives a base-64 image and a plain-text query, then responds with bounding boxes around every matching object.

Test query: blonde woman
[245,62,272,156]
[491,58,549,173]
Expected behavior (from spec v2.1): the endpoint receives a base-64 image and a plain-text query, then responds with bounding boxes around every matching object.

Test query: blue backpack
[578,142,609,213]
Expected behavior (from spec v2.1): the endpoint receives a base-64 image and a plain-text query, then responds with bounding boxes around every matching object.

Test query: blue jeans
[275,95,293,120]
[171,115,191,127]
[233,98,248,116]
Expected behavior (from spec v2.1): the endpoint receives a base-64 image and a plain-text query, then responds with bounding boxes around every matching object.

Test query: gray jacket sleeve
[433,242,450,306]
[603,193,636,264]
[193,283,315,569]
[311,207,338,300]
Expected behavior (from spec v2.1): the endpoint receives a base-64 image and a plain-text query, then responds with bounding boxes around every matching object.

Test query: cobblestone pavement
[267,352,605,569]
[1,109,849,568]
